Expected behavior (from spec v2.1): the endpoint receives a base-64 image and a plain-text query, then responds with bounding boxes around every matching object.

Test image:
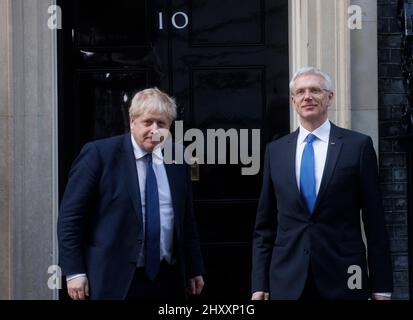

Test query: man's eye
[311,88,322,94]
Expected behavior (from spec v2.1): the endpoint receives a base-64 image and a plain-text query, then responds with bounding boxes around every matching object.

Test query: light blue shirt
[296,119,330,193]
[131,135,175,267]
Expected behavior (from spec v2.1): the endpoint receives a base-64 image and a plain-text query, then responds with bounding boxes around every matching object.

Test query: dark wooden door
[58,0,289,300]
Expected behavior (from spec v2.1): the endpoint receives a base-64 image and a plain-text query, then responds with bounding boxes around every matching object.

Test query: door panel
[73,0,150,48]
[75,71,149,139]
[170,0,289,299]
[190,0,264,46]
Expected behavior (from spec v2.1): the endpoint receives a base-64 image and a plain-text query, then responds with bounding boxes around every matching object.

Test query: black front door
[59,0,289,300]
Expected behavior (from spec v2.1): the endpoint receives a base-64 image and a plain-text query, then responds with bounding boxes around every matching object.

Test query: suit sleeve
[359,137,393,292]
[251,144,277,293]
[57,143,101,276]
[183,164,205,278]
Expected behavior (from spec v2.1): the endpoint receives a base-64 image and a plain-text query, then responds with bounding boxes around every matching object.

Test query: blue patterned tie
[300,134,317,213]
[144,153,160,280]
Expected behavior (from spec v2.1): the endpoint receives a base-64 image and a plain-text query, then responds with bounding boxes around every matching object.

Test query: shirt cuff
[372,292,392,298]
[66,273,87,282]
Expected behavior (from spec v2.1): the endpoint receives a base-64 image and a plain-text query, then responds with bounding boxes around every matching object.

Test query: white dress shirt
[131,135,175,267]
[295,119,330,193]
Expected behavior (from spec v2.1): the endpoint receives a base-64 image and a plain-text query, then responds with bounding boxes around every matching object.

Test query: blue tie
[300,133,317,213]
[144,153,160,280]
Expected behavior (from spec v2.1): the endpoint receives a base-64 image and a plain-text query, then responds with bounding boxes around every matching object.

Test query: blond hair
[129,87,177,123]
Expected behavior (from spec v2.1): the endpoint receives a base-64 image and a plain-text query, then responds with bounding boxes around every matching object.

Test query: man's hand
[371,294,391,300]
[67,276,89,300]
[251,291,269,300]
[187,275,204,295]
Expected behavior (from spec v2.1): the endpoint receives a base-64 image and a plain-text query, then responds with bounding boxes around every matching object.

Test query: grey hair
[129,87,177,123]
[289,67,333,93]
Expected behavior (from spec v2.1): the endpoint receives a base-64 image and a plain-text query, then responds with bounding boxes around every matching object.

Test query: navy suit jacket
[252,123,393,299]
[58,134,204,299]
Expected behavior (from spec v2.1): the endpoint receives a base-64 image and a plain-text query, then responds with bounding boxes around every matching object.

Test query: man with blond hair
[58,88,204,300]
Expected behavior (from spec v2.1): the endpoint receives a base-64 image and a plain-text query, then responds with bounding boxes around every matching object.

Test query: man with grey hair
[58,87,205,300]
[251,67,393,299]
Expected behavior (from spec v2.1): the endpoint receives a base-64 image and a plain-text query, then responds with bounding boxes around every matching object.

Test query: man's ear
[328,92,334,105]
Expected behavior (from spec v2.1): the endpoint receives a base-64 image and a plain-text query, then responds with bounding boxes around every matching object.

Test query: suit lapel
[121,134,143,226]
[313,123,343,214]
[285,130,308,212]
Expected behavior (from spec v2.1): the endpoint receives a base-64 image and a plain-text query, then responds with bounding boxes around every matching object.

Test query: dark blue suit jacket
[252,123,393,299]
[58,134,204,299]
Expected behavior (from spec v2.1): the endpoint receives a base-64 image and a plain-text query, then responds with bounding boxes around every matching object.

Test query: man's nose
[303,90,313,100]
[150,122,159,132]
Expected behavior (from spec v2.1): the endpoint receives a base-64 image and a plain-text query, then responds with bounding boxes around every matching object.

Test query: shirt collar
[130,134,164,161]
[298,119,331,144]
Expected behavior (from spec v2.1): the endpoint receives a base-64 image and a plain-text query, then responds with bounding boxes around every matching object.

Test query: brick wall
[378,0,410,300]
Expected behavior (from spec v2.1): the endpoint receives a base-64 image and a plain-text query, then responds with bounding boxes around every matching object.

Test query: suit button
[137,240,143,244]
[304,249,309,255]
